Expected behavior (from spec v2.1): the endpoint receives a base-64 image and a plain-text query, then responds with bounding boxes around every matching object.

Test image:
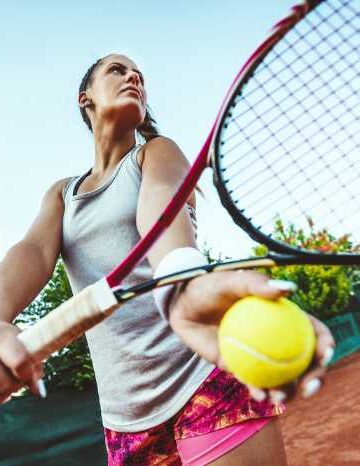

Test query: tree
[253,218,360,318]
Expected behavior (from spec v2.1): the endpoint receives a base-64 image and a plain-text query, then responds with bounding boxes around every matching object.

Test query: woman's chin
[105,101,145,129]
[117,95,145,114]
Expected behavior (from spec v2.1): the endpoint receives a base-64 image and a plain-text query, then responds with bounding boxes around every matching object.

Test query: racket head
[211,0,360,260]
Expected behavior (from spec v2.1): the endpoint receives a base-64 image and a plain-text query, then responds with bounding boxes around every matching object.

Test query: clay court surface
[281,351,360,466]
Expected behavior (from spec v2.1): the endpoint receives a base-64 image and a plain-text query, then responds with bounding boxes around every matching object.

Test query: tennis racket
[18,0,360,361]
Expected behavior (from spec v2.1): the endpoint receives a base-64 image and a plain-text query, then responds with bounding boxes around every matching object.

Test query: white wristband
[153,247,206,320]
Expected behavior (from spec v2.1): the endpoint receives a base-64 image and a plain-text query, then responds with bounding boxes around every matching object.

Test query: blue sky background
[0,0,294,260]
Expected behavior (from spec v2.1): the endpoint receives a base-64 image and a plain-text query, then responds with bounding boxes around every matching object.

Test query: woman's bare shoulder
[143,135,180,150]
[41,177,74,204]
[138,136,187,169]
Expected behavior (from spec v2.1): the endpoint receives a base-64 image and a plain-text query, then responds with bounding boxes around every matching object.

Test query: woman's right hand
[0,322,44,403]
[169,270,335,402]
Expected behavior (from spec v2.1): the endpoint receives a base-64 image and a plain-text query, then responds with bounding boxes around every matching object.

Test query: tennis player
[0,54,334,465]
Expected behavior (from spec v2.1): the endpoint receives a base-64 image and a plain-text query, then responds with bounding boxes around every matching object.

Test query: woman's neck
[92,124,137,174]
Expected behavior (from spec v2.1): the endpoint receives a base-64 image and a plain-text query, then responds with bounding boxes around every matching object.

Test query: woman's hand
[169,270,335,403]
[0,322,45,403]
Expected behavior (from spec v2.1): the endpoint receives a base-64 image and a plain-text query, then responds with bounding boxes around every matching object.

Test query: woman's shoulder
[137,136,185,169]
[44,177,75,203]
[142,135,180,151]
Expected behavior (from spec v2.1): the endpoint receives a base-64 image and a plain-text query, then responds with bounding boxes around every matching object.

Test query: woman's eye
[110,66,123,75]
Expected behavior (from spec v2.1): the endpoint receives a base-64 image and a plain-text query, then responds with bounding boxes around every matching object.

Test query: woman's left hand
[169,270,335,403]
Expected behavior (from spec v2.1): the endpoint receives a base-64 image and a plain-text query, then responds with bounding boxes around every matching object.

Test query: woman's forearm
[137,185,197,271]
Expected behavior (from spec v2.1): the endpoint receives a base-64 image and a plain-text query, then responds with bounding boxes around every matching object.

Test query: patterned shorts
[105,367,284,465]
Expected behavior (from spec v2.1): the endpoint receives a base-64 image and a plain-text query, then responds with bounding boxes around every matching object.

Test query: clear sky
[0,0,294,260]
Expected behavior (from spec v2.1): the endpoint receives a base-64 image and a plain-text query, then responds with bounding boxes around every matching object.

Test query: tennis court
[282,350,360,466]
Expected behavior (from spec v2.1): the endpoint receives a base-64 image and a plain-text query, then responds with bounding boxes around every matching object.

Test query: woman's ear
[78,91,92,109]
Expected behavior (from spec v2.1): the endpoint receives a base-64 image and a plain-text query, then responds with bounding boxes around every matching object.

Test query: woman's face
[83,54,147,131]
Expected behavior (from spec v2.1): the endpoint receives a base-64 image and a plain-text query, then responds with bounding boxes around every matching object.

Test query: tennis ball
[218,297,316,388]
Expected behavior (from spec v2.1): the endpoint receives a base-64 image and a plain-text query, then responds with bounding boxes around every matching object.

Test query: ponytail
[137,107,159,142]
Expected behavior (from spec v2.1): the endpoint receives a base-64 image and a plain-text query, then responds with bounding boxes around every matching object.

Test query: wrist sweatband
[153,247,206,320]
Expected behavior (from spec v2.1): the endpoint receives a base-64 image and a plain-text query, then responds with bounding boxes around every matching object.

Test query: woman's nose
[126,71,140,85]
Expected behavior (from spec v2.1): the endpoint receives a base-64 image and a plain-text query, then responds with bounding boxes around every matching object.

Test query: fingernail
[248,386,267,402]
[268,279,297,292]
[303,378,321,398]
[37,379,47,399]
[269,390,287,403]
[321,347,334,367]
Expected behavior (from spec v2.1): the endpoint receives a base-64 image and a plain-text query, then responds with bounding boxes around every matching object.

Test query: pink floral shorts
[104,367,284,465]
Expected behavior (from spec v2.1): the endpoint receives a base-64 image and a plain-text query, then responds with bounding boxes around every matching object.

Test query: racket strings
[254,140,360,223]
[249,147,358,232]
[227,76,360,202]
[291,174,360,233]
[257,156,360,233]
[231,84,314,222]
[217,0,360,248]
[222,0,354,149]
[240,56,360,216]
[226,1,358,150]
[222,27,359,174]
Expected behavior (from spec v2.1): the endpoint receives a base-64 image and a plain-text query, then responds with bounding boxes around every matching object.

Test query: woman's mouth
[120,86,142,99]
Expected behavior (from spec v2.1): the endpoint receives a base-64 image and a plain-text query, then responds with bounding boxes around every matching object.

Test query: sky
[0,0,295,261]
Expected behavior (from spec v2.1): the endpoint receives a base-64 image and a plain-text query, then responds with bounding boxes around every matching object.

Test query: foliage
[253,218,360,319]
[15,261,95,393]
[202,241,230,264]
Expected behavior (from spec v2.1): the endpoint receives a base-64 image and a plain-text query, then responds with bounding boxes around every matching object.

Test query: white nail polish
[303,378,321,398]
[37,379,47,399]
[269,390,287,403]
[268,279,297,292]
[321,347,334,367]
[248,386,267,402]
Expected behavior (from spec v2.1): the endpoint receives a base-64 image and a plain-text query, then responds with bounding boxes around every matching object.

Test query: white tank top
[61,145,214,432]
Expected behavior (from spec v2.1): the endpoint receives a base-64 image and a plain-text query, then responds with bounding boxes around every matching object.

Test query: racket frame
[212,0,360,260]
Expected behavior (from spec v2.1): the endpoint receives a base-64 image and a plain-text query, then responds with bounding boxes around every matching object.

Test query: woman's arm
[136,136,197,271]
[0,179,67,322]
[0,178,67,401]
[136,137,335,402]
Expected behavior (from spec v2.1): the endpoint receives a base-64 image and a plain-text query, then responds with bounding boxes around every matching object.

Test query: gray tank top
[61,145,214,432]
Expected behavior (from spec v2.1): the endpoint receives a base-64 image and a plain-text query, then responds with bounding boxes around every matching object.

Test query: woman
[0,53,334,465]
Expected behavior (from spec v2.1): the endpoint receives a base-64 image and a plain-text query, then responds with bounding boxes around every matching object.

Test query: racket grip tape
[17,279,119,361]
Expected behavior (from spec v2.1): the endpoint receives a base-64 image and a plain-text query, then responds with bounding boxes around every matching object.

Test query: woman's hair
[79,57,159,142]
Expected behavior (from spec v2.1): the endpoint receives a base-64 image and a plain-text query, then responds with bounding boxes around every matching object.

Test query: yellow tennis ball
[218,297,316,388]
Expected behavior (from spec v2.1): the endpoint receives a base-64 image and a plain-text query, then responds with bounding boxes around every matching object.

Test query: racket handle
[17,279,118,361]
